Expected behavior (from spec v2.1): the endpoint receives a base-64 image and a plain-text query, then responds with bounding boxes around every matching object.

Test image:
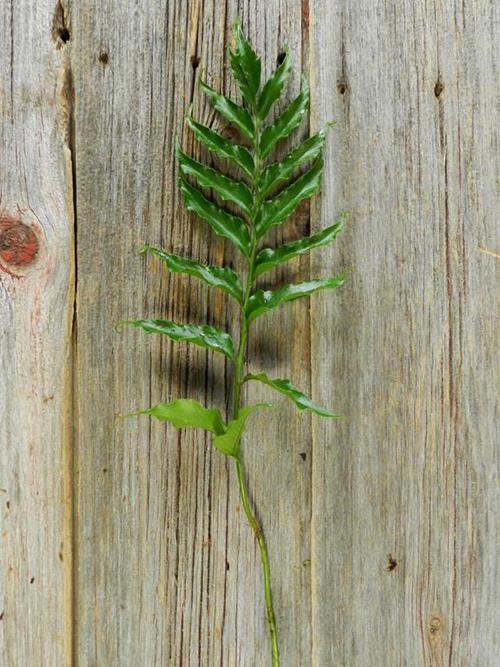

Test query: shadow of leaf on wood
[148,337,229,410]
[247,325,288,368]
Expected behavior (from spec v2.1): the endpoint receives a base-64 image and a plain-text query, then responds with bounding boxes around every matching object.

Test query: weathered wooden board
[3,0,499,665]
[71,1,312,665]
[0,1,74,664]
[310,1,500,665]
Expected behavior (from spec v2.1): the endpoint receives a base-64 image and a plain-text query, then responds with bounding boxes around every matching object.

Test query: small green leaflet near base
[137,399,226,434]
[213,404,272,457]
[243,373,341,418]
[134,400,271,459]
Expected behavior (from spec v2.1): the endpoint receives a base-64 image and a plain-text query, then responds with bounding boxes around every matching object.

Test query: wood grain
[310,1,500,665]
[2,0,498,665]
[0,0,74,664]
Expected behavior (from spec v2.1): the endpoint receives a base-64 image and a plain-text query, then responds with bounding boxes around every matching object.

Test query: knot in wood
[0,215,39,270]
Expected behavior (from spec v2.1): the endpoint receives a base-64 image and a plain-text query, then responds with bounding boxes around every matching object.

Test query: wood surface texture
[1,0,498,665]
[0,1,74,665]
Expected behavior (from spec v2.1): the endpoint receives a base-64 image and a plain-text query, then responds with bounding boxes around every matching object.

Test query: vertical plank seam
[305,1,315,665]
[53,2,78,661]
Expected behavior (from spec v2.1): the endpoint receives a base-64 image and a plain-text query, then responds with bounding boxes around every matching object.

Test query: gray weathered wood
[2,1,499,665]
[0,0,74,664]
[310,1,500,665]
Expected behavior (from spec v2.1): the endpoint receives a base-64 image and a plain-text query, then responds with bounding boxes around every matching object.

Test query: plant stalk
[234,458,280,666]
[231,109,281,666]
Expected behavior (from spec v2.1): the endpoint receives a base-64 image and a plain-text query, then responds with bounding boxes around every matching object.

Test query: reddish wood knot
[0,214,39,271]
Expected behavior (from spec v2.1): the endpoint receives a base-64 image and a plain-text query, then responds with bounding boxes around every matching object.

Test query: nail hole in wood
[387,554,397,571]
[191,54,200,69]
[98,52,109,65]
[299,452,307,461]
[337,80,348,96]
[434,79,444,98]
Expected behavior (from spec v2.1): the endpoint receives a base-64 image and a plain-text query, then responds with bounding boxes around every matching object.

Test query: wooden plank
[72,1,311,664]
[309,1,500,665]
[0,1,74,664]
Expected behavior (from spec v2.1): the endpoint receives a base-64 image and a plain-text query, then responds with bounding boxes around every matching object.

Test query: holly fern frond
[125,19,347,667]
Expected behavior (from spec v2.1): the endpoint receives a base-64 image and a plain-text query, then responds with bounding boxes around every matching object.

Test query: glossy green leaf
[126,318,235,359]
[200,80,254,140]
[243,372,341,418]
[256,158,324,238]
[179,173,251,256]
[137,398,226,434]
[187,113,254,178]
[246,275,346,323]
[259,78,309,158]
[259,131,325,197]
[213,404,271,457]
[178,147,253,216]
[254,214,347,277]
[140,244,244,303]
[230,20,261,104]
[257,50,291,120]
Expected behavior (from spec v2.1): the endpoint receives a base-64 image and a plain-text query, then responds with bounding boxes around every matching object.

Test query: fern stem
[231,110,281,666]
[235,458,280,666]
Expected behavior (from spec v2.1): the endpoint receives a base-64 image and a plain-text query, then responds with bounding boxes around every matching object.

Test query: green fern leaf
[259,77,309,158]
[254,214,347,277]
[126,319,235,359]
[257,50,291,120]
[230,20,261,105]
[200,80,254,140]
[178,147,253,216]
[259,131,325,197]
[131,23,348,663]
[243,373,341,418]
[187,113,255,177]
[179,173,251,256]
[246,275,346,323]
[213,404,271,457]
[256,158,323,238]
[137,399,226,434]
[141,245,244,303]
